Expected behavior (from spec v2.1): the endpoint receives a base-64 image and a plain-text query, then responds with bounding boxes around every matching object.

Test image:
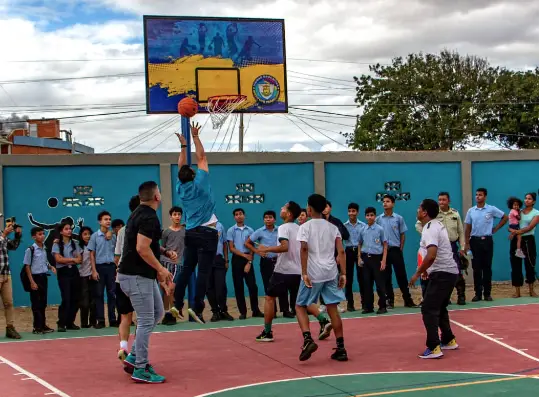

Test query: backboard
[143,16,288,114]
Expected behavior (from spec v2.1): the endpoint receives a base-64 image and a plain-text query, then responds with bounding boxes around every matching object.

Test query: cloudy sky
[0,0,537,153]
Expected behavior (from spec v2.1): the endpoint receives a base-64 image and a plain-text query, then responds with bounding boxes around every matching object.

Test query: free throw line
[0,355,70,397]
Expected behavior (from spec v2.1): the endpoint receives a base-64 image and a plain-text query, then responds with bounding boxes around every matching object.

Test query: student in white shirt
[409,199,459,360]
[296,194,348,363]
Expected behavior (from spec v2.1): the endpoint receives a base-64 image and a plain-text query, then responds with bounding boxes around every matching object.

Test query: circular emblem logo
[252,75,280,104]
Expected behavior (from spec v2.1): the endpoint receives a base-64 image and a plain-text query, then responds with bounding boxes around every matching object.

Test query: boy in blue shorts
[296,194,348,362]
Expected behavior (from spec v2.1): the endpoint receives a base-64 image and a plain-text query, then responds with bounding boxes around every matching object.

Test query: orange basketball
[177,97,198,118]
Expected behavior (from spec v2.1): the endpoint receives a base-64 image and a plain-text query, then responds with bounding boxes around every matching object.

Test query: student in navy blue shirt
[172,122,218,324]
[24,227,56,334]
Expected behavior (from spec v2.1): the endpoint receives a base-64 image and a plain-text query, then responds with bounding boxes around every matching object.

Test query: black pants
[207,255,228,314]
[57,266,81,328]
[421,271,457,350]
[231,254,260,315]
[345,247,364,308]
[510,235,537,287]
[260,257,289,313]
[385,247,412,303]
[95,263,116,324]
[470,236,494,298]
[79,276,97,327]
[450,241,466,300]
[361,253,386,311]
[174,226,218,314]
[30,273,48,330]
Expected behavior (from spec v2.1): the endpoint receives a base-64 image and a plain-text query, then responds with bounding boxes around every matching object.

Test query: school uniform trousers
[57,266,81,328]
[231,254,260,315]
[510,235,537,287]
[79,275,96,327]
[207,254,228,314]
[385,246,413,304]
[469,236,494,298]
[361,252,386,311]
[260,257,290,313]
[95,262,116,324]
[345,246,364,308]
[30,273,48,330]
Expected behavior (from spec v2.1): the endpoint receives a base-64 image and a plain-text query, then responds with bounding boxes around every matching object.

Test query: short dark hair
[263,210,276,219]
[129,195,140,212]
[169,206,183,215]
[233,208,245,216]
[326,200,332,208]
[287,201,302,220]
[178,165,196,184]
[301,208,307,215]
[507,196,523,210]
[31,227,44,237]
[365,206,376,216]
[111,219,124,229]
[420,199,439,219]
[97,211,111,221]
[438,192,450,199]
[308,194,327,214]
[477,187,488,196]
[526,192,537,202]
[383,194,395,203]
[348,202,359,211]
[139,181,158,202]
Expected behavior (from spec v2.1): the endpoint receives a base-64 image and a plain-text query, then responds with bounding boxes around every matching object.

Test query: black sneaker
[188,308,205,324]
[95,322,105,329]
[255,330,274,342]
[331,347,348,361]
[57,326,67,333]
[81,324,90,329]
[32,329,44,335]
[471,296,482,302]
[252,311,264,318]
[377,308,388,314]
[43,325,55,333]
[161,312,177,325]
[485,296,493,302]
[220,312,234,321]
[283,311,295,319]
[109,321,119,328]
[387,301,394,309]
[210,313,221,322]
[404,300,418,308]
[318,320,333,340]
[299,339,318,361]
[457,297,466,305]
[67,324,80,331]
[239,314,247,320]
[347,304,356,312]
[362,309,374,314]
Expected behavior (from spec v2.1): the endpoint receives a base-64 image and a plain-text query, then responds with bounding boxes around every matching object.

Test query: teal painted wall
[171,163,315,297]
[3,165,160,307]
[471,161,539,281]
[325,162,462,292]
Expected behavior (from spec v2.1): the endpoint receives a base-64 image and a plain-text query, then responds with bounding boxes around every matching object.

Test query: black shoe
[239,314,247,320]
[299,339,318,361]
[67,324,80,331]
[255,330,274,342]
[362,309,374,314]
[318,319,332,340]
[283,311,295,319]
[57,326,67,333]
[210,313,221,322]
[252,311,264,318]
[32,329,44,335]
[43,325,55,333]
[81,324,90,329]
[471,296,482,302]
[485,296,493,302]
[347,304,356,312]
[377,308,388,314]
[161,312,177,325]
[457,297,466,305]
[109,321,119,328]
[404,300,418,308]
[94,322,105,329]
[387,301,394,309]
[220,312,234,321]
[331,347,348,361]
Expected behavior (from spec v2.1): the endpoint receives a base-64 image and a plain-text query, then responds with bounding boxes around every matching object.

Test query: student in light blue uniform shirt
[464,187,508,302]
[227,208,263,319]
[343,203,365,312]
[359,207,388,314]
[376,194,416,308]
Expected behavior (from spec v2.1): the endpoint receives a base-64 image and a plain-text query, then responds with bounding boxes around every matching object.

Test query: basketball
[177,97,198,118]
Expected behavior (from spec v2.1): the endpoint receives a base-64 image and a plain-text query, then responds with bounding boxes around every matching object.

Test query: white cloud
[320,142,353,152]
[289,143,311,152]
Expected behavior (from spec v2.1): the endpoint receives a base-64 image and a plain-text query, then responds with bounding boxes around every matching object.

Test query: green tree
[344,50,497,150]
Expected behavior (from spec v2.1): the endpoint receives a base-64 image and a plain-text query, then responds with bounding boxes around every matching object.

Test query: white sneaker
[515,249,526,259]
[319,305,327,313]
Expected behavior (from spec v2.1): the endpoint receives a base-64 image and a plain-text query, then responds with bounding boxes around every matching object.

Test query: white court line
[0,355,70,397]
[1,301,538,344]
[451,320,539,363]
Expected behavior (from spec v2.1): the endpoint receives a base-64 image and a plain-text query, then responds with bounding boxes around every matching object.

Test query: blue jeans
[95,263,116,324]
[118,274,164,369]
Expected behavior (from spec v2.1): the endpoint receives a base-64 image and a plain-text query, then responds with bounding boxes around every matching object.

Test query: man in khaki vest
[415,192,466,305]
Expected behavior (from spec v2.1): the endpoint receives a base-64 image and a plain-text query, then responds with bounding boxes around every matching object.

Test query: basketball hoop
[207,95,247,129]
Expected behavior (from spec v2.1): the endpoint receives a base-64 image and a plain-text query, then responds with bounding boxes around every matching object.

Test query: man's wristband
[181,144,188,148]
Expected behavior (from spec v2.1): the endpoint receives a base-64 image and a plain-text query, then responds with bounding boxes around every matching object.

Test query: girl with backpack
[52,222,82,332]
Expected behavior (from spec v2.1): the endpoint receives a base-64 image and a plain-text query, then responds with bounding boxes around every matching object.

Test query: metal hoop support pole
[181,116,192,166]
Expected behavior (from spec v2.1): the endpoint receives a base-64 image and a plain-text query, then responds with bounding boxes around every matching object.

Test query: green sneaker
[131,365,166,383]
[123,353,136,374]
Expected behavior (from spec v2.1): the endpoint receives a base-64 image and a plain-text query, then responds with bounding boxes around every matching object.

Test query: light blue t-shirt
[375,213,407,248]
[227,224,254,254]
[23,243,48,275]
[344,220,365,247]
[520,208,539,236]
[250,226,278,258]
[176,169,216,230]
[464,204,504,237]
[52,240,82,269]
[359,224,387,255]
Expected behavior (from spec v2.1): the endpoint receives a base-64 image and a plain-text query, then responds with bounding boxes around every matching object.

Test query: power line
[289,113,349,148]
[0,109,146,124]
[283,114,323,147]
[122,117,179,153]
[289,113,356,128]
[288,70,356,84]
[289,106,358,117]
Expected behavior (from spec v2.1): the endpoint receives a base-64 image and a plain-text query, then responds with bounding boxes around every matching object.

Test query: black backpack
[20,246,34,292]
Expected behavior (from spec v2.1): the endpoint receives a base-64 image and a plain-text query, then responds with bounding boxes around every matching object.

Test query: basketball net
[207,95,247,129]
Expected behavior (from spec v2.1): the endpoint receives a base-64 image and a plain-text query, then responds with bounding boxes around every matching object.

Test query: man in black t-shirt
[118,181,175,384]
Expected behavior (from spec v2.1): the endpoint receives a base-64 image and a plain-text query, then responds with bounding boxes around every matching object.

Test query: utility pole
[239,113,244,152]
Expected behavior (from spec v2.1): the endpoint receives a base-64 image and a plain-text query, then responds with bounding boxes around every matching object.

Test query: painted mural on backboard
[143,16,288,114]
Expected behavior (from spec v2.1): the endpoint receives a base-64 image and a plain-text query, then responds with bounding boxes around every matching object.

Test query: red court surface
[2,303,539,396]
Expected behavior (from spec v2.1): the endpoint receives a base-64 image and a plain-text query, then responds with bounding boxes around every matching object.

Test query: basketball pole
[181,116,192,166]
[239,113,244,153]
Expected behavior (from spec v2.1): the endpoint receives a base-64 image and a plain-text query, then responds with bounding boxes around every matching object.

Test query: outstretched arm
[175,132,188,168]
[191,122,208,172]
[27,213,56,230]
